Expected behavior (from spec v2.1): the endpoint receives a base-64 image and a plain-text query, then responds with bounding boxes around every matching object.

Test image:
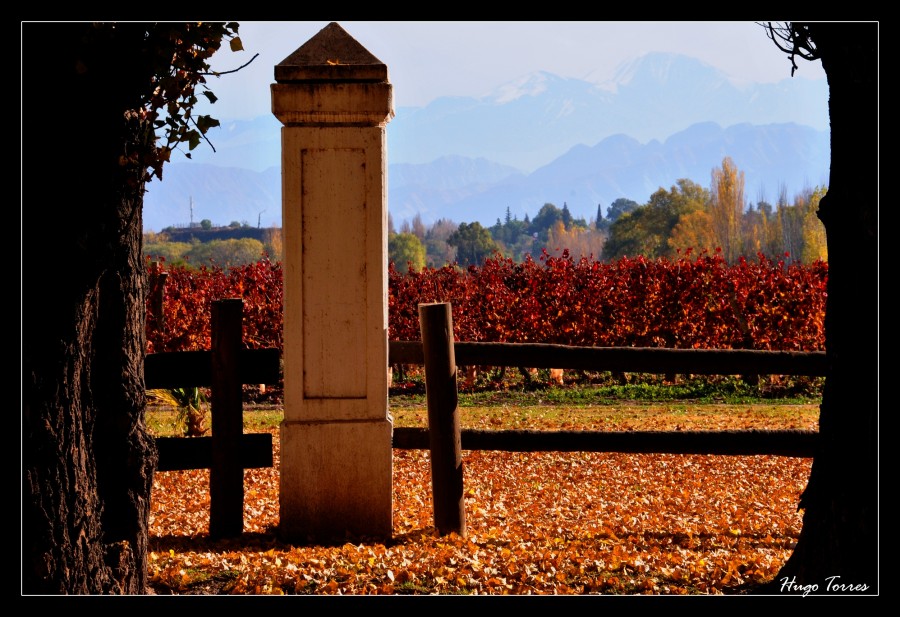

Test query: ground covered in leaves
[148,394,815,596]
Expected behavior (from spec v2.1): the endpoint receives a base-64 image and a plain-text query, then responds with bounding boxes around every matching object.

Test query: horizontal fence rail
[155,434,274,472]
[146,348,281,389]
[146,347,280,473]
[145,298,281,538]
[390,340,827,377]
[147,331,822,537]
[405,302,824,536]
[388,339,822,459]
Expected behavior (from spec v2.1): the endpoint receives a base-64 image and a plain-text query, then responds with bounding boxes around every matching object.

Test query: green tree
[530,203,564,236]
[143,240,193,265]
[23,21,244,594]
[489,215,533,262]
[606,198,640,223]
[571,215,589,230]
[491,218,503,239]
[603,180,709,261]
[186,237,266,267]
[447,221,499,267]
[504,217,529,240]
[761,21,877,593]
[200,218,213,230]
[561,202,573,228]
[389,231,426,271]
[602,207,658,259]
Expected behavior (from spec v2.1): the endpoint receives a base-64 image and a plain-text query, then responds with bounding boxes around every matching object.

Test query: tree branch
[760,22,820,76]
[201,53,259,77]
[191,116,217,153]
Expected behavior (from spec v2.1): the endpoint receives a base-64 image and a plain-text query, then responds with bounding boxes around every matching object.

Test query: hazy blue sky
[200,21,826,120]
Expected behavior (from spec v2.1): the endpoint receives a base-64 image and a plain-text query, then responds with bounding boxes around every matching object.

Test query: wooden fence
[391,302,826,535]
[145,298,280,538]
[147,297,825,538]
[388,325,825,458]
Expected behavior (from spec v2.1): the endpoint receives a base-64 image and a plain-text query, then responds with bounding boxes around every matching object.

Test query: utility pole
[190,196,194,227]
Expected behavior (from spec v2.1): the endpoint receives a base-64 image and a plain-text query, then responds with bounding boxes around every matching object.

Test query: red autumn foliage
[146,257,283,353]
[389,251,826,350]
[145,252,824,594]
[147,251,826,354]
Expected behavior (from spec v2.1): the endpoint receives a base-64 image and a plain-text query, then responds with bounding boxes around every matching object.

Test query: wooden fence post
[210,298,245,538]
[149,261,168,335]
[418,302,466,537]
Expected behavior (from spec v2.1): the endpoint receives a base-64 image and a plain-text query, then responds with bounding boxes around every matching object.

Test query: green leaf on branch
[195,115,220,135]
[187,130,202,151]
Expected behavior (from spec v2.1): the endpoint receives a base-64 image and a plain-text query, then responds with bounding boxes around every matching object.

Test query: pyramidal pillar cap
[275,22,388,83]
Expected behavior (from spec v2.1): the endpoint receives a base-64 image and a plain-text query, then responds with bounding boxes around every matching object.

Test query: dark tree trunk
[23,24,157,594]
[764,22,878,594]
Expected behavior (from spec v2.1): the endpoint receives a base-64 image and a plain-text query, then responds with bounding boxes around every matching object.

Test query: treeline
[144,224,284,268]
[601,158,827,265]
[143,157,826,270]
[390,157,827,270]
[389,200,606,270]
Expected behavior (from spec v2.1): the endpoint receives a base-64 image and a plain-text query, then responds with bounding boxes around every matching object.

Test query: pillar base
[279,418,393,543]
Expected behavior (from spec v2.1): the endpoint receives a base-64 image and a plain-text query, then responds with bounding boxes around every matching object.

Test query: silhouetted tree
[759,21,878,595]
[23,22,246,594]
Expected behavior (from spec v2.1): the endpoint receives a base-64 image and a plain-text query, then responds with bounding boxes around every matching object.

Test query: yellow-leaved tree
[799,186,829,262]
[668,209,716,257]
[709,157,746,263]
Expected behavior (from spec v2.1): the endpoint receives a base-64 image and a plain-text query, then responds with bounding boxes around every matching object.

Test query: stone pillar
[272,22,394,542]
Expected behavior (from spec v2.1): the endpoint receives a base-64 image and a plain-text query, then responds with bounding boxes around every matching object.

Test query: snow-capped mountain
[143,52,829,232]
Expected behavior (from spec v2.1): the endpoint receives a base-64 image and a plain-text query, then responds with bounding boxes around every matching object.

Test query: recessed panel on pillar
[301,147,367,400]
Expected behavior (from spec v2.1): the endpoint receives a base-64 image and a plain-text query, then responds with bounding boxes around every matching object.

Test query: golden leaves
[149,427,810,595]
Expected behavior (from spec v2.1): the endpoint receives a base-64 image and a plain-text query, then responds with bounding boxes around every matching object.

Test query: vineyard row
[146,251,827,355]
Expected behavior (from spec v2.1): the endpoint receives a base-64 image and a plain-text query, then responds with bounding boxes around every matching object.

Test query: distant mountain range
[390,122,829,226]
[143,52,829,232]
